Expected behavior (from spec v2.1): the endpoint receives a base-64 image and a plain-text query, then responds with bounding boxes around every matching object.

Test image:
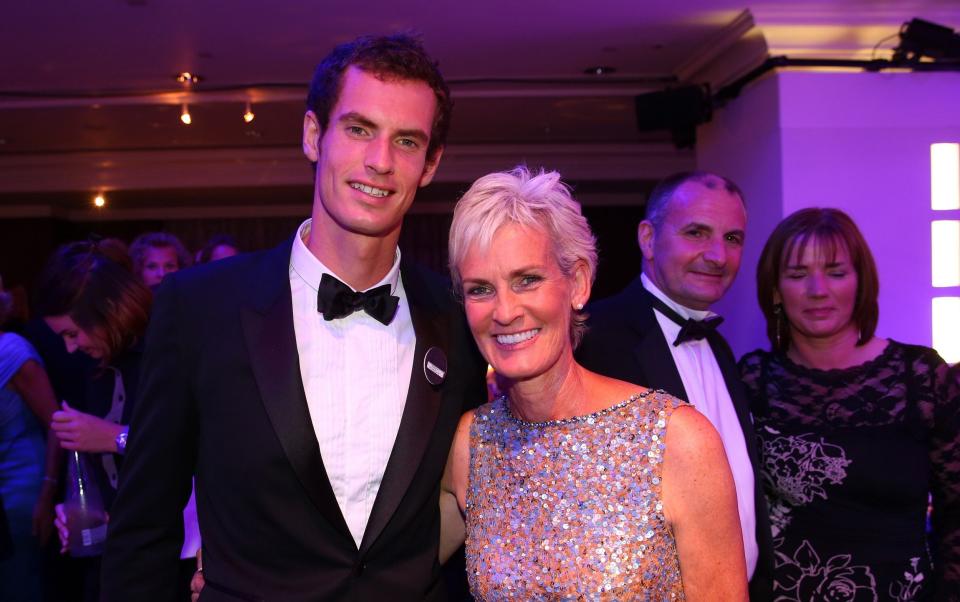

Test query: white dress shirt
[641,273,759,578]
[181,482,200,559]
[289,219,415,547]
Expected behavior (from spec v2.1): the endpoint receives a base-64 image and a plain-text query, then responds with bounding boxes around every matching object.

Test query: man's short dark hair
[644,171,745,230]
[306,33,452,162]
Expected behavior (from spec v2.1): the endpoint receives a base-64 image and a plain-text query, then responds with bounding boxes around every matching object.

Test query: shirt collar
[290,219,401,294]
[640,272,715,322]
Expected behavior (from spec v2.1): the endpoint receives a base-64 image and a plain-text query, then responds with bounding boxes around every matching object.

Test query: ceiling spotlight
[243,102,255,123]
[584,66,617,75]
[176,72,201,84]
[180,104,192,125]
[93,194,106,208]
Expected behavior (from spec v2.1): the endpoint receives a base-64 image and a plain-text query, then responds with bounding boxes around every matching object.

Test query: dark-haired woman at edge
[38,241,200,601]
[35,241,151,601]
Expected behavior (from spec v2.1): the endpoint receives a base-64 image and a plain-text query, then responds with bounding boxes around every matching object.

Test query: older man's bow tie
[317,273,399,325]
[645,290,723,346]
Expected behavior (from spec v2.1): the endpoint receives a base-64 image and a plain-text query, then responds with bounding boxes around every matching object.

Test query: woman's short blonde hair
[448,166,598,347]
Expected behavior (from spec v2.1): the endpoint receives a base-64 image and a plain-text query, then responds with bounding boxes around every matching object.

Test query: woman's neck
[787,326,885,370]
[504,351,587,422]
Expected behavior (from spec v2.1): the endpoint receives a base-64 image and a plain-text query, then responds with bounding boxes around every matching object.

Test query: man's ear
[418,146,444,188]
[637,220,656,261]
[303,111,321,163]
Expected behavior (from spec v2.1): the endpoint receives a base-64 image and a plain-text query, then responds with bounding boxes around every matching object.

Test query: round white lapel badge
[423,347,447,386]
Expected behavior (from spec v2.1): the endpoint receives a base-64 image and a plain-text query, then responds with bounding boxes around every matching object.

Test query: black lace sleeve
[930,359,960,597]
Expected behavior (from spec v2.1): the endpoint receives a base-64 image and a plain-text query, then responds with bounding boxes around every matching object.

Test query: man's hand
[51,402,124,453]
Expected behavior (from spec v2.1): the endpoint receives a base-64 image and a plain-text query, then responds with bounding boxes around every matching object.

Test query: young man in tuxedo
[101,34,486,601]
[576,171,774,600]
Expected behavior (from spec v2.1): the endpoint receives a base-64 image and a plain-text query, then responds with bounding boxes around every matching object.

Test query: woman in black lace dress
[739,208,959,601]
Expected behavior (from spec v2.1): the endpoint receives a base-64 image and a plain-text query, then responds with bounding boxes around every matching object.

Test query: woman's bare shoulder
[662,404,727,472]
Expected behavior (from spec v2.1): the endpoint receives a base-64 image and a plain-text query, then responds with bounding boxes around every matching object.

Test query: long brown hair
[756,208,879,352]
[35,240,152,364]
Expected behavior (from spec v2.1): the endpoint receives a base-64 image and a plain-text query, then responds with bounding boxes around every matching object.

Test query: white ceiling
[0,0,957,211]
[5,1,957,92]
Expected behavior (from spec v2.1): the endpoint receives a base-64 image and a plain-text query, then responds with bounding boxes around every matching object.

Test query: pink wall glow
[700,70,960,359]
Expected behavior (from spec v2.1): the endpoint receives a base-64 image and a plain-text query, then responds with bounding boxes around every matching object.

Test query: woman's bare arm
[662,405,748,601]
[439,411,473,564]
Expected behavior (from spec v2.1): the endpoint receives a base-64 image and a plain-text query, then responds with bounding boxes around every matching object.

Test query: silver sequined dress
[465,390,687,601]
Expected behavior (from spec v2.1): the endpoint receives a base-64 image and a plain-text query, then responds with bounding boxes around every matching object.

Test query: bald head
[638,171,747,310]
[644,171,745,233]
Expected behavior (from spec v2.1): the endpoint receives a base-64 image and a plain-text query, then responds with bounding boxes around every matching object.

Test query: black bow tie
[644,288,723,346]
[316,273,399,325]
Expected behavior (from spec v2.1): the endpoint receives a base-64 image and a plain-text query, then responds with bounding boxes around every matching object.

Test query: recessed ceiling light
[180,104,192,125]
[584,66,616,76]
[93,194,106,208]
[243,102,255,123]
[176,72,201,84]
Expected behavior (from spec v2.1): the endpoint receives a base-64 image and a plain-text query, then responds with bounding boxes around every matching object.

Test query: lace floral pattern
[740,341,960,599]
[774,539,878,602]
[889,557,925,601]
[760,428,851,537]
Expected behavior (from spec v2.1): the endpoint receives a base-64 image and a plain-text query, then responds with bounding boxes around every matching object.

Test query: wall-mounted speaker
[634,84,712,149]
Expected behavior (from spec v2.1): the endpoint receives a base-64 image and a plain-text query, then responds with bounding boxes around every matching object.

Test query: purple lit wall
[698,70,960,359]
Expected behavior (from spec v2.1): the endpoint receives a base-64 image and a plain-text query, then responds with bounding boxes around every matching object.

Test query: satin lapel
[239,240,352,542]
[359,267,446,554]
[629,284,689,401]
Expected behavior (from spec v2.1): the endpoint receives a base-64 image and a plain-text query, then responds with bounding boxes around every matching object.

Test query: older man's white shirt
[642,272,758,578]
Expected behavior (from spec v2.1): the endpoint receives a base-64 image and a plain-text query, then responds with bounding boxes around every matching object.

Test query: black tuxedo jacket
[102,239,487,602]
[575,276,774,601]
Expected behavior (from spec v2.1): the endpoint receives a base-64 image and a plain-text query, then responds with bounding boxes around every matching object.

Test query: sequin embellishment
[466,390,687,600]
